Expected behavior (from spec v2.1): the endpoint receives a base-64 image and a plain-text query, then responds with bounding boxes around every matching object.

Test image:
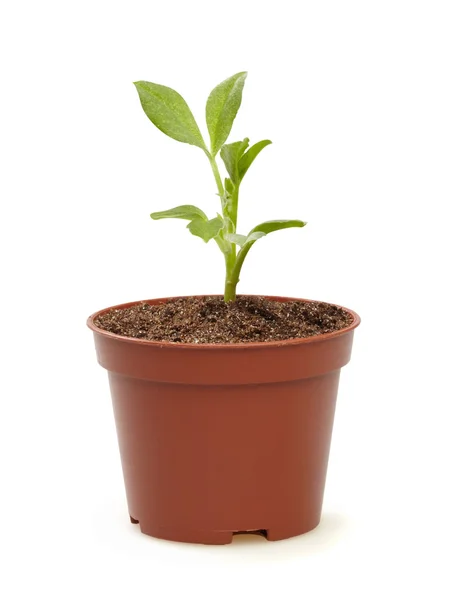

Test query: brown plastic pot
[87,295,360,544]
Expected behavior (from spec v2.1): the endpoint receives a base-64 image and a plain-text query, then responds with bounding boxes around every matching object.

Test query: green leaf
[150,205,208,221]
[226,231,266,247]
[249,219,307,236]
[224,177,235,196]
[226,233,247,247]
[187,216,224,243]
[246,231,267,243]
[220,138,249,184]
[238,140,272,180]
[206,72,247,156]
[134,81,207,150]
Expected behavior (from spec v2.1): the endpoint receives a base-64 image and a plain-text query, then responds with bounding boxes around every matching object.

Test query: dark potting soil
[94,296,353,344]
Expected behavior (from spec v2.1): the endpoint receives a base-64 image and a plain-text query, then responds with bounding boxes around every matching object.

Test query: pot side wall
[109,370,341,544]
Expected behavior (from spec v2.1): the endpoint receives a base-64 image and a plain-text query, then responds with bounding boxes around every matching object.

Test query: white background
[1,0,449,598]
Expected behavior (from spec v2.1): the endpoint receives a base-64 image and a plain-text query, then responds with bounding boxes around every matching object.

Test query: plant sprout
[134,72,306,302]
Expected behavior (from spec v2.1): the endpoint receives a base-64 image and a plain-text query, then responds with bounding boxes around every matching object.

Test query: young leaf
[134,81,207,150]
[249,219,307,236]
[150,205,208,221]
[206,72,247,156]
[238,140,272,180]
[226,231,266,247]
[225,233,247,247]
[224,177,235,196]
[220,138,249,184]
[187,217,224,243]
[246,231,267,243]
[230,224,305,292]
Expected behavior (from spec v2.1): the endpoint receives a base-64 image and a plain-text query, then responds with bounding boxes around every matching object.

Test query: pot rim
[87,294,361,350]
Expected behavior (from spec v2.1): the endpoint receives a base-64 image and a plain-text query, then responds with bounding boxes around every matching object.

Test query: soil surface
[94,296,353,344]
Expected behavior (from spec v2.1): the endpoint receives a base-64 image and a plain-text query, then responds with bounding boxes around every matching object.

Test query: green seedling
[134,72,306,302]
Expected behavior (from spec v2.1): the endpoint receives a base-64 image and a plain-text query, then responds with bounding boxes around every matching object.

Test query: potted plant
[87,72,360,545]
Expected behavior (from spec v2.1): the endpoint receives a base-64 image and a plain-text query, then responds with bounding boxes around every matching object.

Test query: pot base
[129,515,320,545]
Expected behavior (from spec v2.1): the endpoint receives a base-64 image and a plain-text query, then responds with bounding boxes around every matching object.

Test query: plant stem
[223,185,241,301]
[230,185,239,230]
[224,281,237,302]
[224,253,237,302]
[207,152,238,302]
[208,154,225,202]
[226,239,256,301]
